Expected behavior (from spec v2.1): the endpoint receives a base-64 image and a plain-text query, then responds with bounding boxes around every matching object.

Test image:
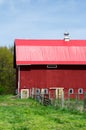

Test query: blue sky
[0,0,86,46]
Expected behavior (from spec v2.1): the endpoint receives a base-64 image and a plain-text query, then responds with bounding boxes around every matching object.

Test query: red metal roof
[14,39,86,65]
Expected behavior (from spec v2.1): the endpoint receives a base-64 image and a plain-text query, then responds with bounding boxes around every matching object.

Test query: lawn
[0,95,86,130]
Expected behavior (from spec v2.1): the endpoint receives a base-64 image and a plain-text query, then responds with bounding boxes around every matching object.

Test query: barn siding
[19,65,86,98]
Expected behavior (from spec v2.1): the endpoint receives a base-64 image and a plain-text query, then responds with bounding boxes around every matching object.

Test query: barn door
[55,88,64,99]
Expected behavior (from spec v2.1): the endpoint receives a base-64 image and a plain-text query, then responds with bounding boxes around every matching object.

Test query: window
[41,88,48,94]
[44,89,48,94]
[47,65,57,68]
[21,89,29,99]
[36,88,40,95]
[78,88,83,94]
[68,88,74,94]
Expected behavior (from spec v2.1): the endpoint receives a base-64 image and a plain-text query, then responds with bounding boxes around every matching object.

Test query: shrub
[0,86,4,95]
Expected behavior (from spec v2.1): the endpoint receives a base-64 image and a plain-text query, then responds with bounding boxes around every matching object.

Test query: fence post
[68,92,70,108]
[61,91,64,108]
[41,94,44,105]
[75,93,79,109]
[84,92,86,111]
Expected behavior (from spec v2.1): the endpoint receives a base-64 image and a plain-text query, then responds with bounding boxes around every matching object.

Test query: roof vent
[64,32,70,41]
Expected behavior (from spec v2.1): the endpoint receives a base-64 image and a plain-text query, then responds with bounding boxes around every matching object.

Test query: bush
[0,86,4,95]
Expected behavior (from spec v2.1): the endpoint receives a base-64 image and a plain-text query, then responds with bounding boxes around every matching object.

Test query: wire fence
[31,91,86,112]
[20,88,86,112]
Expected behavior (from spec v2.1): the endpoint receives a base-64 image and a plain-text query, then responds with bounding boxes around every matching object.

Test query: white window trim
[78,88,83,94]
[41,88,48,94]
[68,88,74,94]
[21,89,29,99]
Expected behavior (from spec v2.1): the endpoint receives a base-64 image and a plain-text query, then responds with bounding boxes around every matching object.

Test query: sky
[0,0,86,46]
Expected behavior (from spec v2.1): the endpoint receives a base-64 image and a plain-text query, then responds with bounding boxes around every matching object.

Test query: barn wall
[19,65,86,98]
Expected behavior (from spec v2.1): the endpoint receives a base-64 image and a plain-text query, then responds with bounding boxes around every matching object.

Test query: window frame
[78,88,83,94]
[41,88,48,94]
[21,89,29,98]
[68,88,74,94]
[36,88,40,95]
[47,65,57,68]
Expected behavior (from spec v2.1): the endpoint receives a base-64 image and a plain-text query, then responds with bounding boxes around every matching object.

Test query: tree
[0,46,16,94]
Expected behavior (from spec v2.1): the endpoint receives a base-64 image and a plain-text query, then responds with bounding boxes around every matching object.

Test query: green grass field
[0,95,86,130]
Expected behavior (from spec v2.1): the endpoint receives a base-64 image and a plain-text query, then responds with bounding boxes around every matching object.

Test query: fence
[51,92,86,112]
[31,89,86,112]
[51,92,84,112]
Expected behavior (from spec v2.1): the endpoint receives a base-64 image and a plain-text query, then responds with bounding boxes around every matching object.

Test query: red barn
[14,35,86,99]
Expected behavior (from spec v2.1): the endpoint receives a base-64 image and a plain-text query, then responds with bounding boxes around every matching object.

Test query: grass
[0,95,86,130]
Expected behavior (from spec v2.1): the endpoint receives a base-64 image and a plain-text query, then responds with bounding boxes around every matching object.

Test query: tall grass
[0,95,86,130]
